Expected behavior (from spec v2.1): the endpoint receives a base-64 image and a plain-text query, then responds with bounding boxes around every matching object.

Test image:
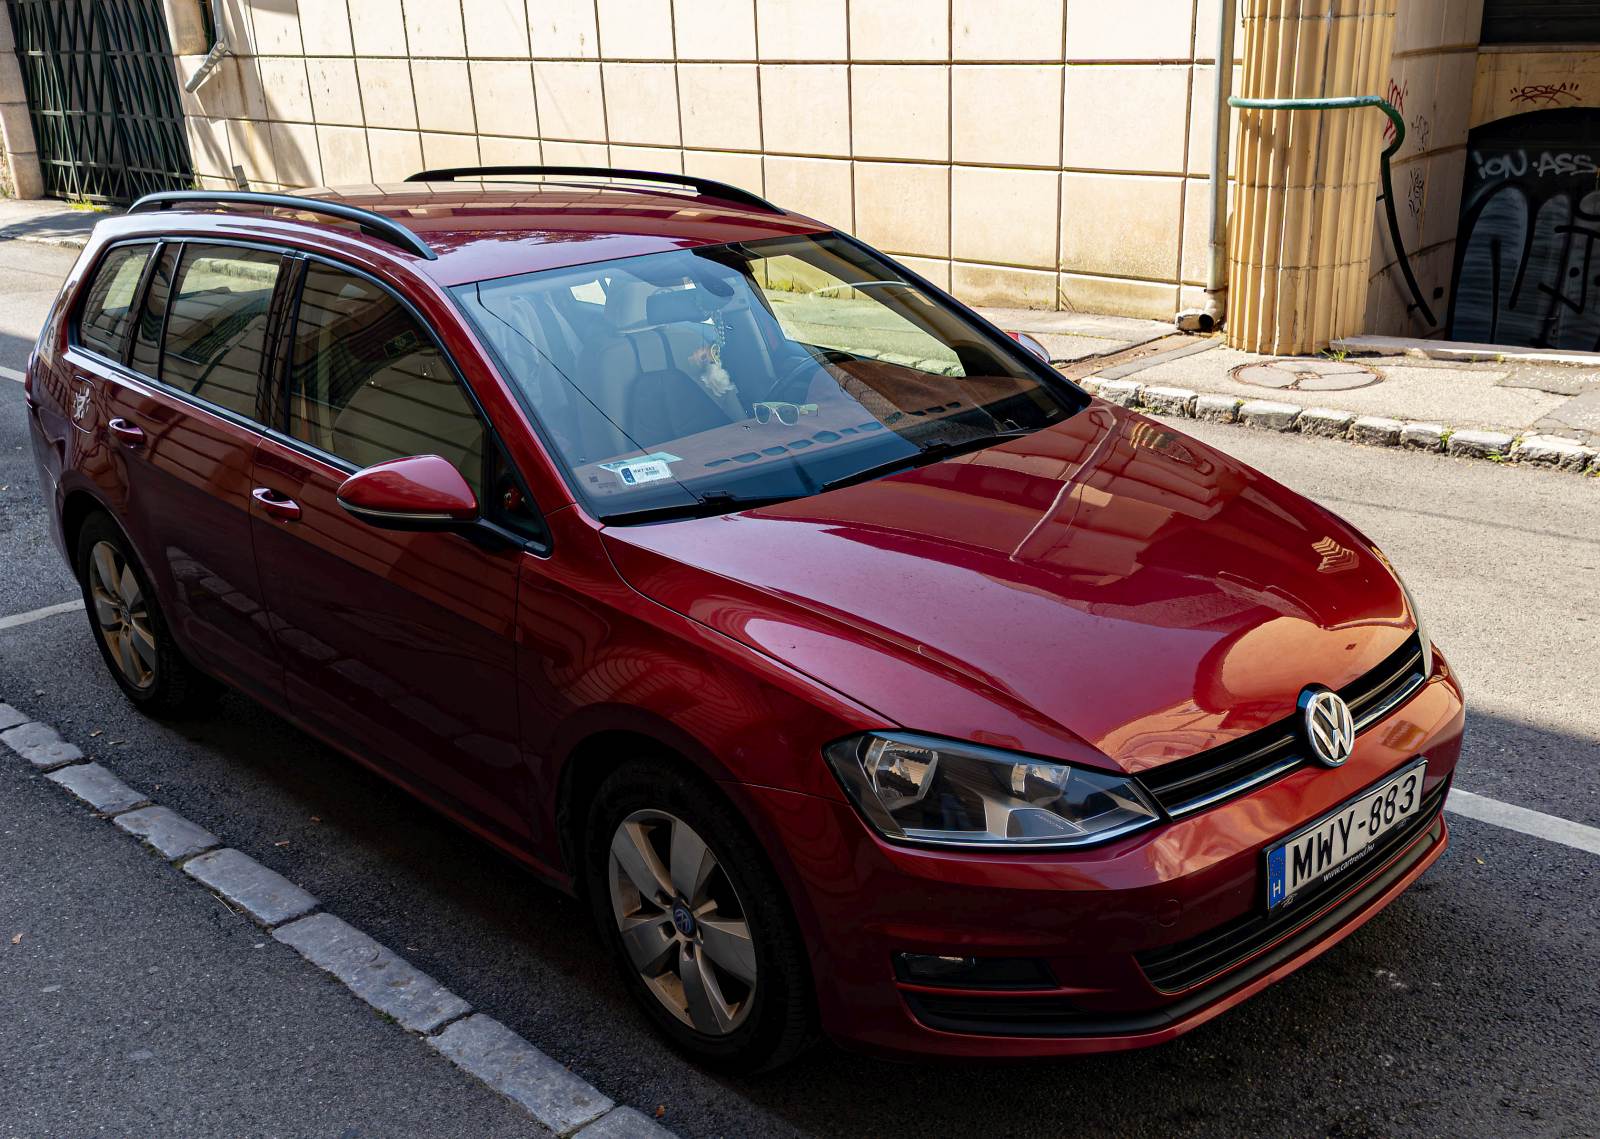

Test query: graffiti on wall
[1449,109,1600,349]
[1510,81,1581,107]
[1383,78,1408,143]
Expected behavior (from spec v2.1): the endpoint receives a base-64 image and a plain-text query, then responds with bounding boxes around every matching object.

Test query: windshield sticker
[599,452,682,486]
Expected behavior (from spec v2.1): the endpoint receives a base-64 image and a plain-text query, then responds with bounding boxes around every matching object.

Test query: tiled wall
[174,0,1235,319]
[1361,0,1483,336]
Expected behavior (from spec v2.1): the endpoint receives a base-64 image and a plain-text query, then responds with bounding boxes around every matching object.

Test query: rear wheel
[585,759,817,1073]
[75,512,218,716]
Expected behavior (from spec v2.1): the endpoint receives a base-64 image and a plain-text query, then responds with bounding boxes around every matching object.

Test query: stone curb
[0,695,677,1139]
[1076,378,1600,474]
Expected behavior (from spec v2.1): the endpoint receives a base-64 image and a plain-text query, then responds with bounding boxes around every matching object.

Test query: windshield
[450,234,1084,523]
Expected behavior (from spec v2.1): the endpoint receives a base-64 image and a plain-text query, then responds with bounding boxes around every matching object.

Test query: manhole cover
[1231,358,1382,391]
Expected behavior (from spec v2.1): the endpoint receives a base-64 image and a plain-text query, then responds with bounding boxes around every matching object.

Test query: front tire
[584,759,817,1073]
[75,511,218,717]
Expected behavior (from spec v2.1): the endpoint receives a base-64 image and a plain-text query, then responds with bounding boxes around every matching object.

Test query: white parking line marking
[1447,790,1600,856]
[0,364,24,383]
[0,599,82,631]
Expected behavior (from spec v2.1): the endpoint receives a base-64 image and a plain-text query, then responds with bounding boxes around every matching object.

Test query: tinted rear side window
[159,245,282,419]
[77,244,152,359]
[287,262,485,495]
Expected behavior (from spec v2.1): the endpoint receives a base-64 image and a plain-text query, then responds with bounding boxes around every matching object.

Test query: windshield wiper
[817,431,1035,495]
[599,491,802,526]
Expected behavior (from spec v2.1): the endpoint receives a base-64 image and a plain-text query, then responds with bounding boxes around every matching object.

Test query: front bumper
[745,654,1465,1060]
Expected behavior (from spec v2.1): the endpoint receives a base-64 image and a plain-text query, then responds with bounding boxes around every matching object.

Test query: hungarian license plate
[1266,760,1428,910]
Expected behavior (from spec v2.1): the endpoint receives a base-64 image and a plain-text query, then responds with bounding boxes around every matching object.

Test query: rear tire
[584,758,817,1074]
[75,511,219,717]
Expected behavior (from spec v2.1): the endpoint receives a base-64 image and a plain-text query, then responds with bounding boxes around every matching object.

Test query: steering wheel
[763,347,856,403]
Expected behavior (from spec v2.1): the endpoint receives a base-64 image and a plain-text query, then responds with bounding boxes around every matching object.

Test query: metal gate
[6,0,193,205]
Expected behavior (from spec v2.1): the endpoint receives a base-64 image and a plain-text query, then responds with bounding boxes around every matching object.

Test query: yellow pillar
[1227,0,1397,355]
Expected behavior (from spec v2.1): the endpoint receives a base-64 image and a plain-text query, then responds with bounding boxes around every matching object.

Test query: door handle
[107,418,145,447]
[252,487,302,522]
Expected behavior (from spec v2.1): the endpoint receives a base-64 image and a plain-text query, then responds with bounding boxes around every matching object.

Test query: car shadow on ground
[6,618,1598,1139]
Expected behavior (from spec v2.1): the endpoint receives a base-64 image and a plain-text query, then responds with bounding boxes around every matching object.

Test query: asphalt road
[2,239,1597,1137]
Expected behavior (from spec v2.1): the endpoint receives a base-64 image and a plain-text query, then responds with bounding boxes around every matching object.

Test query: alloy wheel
[607,809,758,1035]
[88,540,156,690]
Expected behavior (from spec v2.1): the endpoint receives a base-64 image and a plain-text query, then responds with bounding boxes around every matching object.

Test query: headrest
[644,288,709,326]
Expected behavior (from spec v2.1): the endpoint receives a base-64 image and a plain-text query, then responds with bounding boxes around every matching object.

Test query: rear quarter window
[77,244,153,359]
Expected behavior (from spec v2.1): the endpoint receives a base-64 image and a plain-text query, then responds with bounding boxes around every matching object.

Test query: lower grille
[1136,778,1449,993]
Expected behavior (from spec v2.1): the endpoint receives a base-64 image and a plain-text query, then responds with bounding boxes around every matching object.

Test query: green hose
[1227,94,1436,327]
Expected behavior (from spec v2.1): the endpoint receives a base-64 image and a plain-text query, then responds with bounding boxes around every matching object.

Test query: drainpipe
[181,0,231,94]
[1176,0,1236,333]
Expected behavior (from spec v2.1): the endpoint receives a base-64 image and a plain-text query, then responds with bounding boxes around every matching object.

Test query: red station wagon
[25,169,1464,1072]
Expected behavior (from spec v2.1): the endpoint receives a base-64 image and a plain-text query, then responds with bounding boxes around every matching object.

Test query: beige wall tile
[300,0,354,55]
[1065,0,1193,61]
[1179,176,1208,284]
[233,56,269,120]
[368,127,423,181]
[1192,0,1243,63]
[952,64,1060,166]
[259,57,313,123]
[894,255,950,289]
[953,0,1064,61]
[306,58,365,127]
[763,154,852,226]
[596,0,674,59]
[533,61,607,140]
[479,133,543,165]
[1064,64,1189,173]
[215,0,256,55]
[412,60,476,134]
[1419,151,1464,251]
[952,262,1057,308]
[855,161,949,256]
[542,139,611,163]
[679,64,761,150]
[251,3,303,54]
[601,62,680,145]
[852,64,948,161]
[349,0,409,55]
[684,149,765,194]
[530,0,601,57]
[1184,63,1242,176]
[318,125,373,185]
[760,64,850,155]
[850,0,949,61]
[358,58,417,130]
[186,116,232,180]
[1058,272,1178,318]
[406,2,466,55]
[674,0,757,60]
[271,120,323,186]
[756,0,847,60]
[462,0,530,57]
[1431,51,1473,155]
[1060,172,1182,279]
[470,60,538,137]
[421,130,481,168]
[608,144,683,171]
[952,166,1057,267]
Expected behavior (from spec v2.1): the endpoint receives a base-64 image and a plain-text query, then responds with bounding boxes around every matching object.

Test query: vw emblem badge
[1300,687,1355,767]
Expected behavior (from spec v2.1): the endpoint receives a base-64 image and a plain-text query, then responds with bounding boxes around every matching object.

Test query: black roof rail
[127,190,437,260]
[404,165,782,214]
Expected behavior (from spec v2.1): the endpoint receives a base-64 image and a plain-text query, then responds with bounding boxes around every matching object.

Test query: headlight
[823,732,1160,849]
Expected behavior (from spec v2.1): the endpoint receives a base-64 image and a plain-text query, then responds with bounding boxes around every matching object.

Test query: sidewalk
[4,193,1594,473]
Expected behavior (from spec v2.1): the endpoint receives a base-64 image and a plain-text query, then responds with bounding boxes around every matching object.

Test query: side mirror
[1005,330,1052,364]
[336,454,478,531]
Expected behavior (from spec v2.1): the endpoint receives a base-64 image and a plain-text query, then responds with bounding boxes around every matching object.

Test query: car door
[248,257,528,838]
[76,240,288,704]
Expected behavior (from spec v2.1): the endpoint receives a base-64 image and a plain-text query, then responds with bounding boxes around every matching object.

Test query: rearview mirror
[336,454,478,531]
[1005,330,1052,364]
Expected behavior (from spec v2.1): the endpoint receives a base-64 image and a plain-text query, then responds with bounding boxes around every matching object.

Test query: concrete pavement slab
[113,804,221,861]
[45,761,148,814]
[275,912,471,1033]
[183,847,319,927]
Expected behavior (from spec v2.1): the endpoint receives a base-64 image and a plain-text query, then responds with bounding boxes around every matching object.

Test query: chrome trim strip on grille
[1161,753,1304,819]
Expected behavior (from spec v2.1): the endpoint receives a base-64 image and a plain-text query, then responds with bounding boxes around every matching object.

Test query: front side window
[77,244,152,359]
[159,245,282,419]
[452,233,1082,522]
[288,262,485,498]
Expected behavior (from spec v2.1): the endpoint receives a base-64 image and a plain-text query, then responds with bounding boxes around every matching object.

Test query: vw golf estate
[25,168,1464,1071]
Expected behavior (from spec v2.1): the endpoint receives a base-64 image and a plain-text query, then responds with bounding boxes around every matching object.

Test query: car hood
[600,403,1415,774]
